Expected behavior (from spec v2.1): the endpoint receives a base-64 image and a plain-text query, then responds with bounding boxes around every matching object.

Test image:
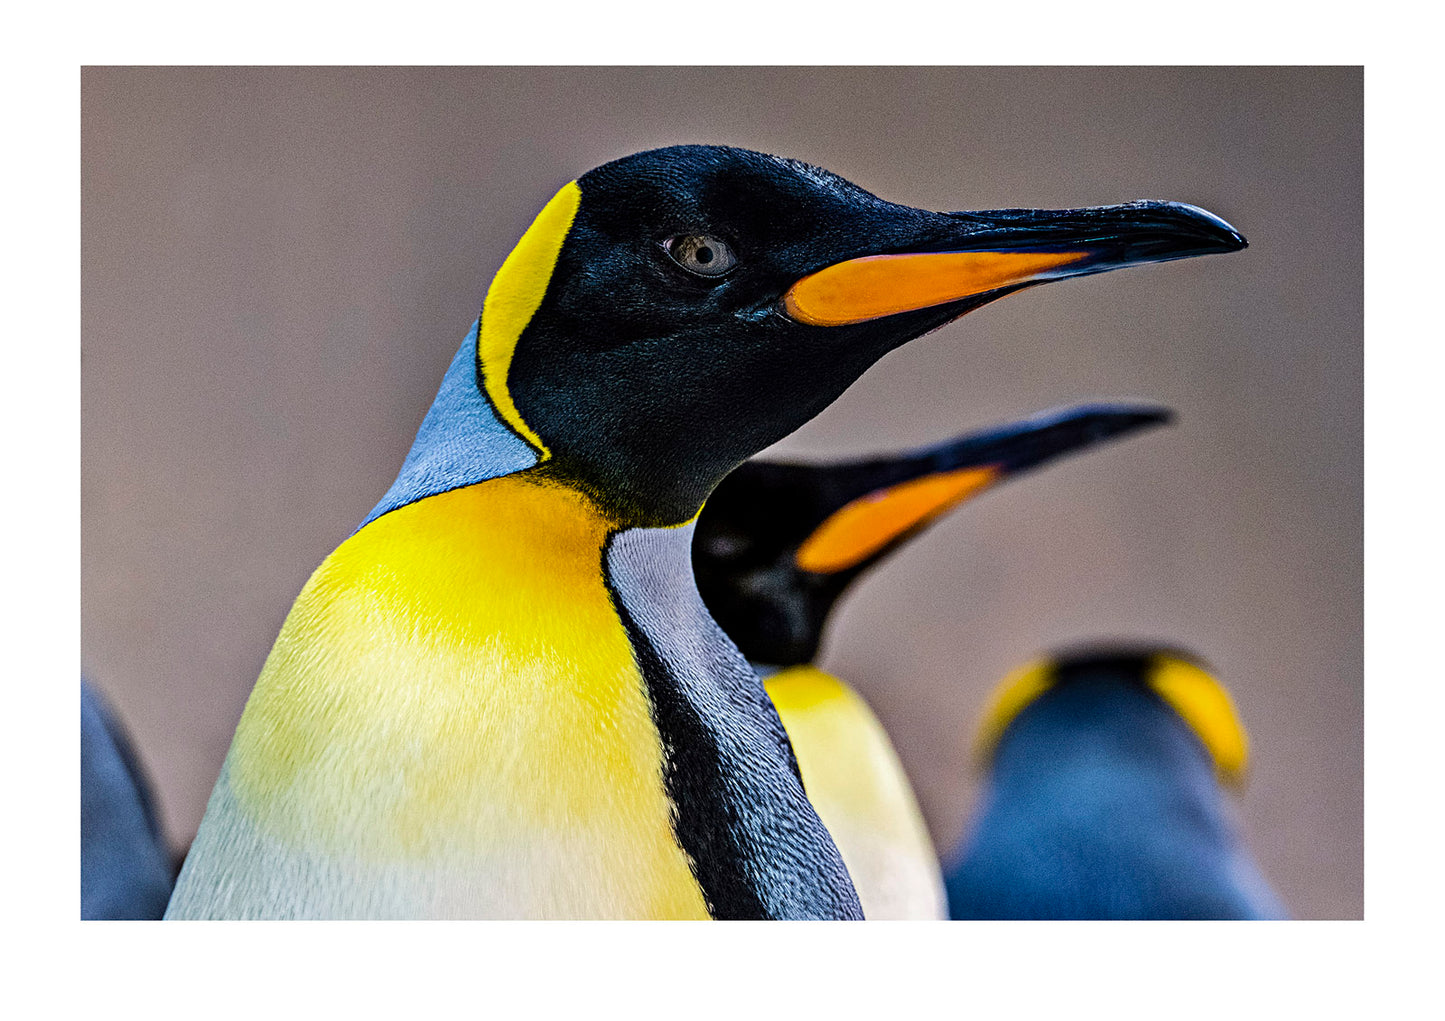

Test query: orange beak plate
[782,249,1090,327]
[794,465,1002,574]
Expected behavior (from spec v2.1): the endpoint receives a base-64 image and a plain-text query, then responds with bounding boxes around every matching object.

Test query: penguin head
[693,403,1173,666]
[483,144,1245,525]
[974,645,1252,786]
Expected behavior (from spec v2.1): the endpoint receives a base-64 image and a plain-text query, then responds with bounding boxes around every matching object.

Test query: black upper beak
[948,200,1244,250]
[942,200,1247,271]
[925,402,1175,478]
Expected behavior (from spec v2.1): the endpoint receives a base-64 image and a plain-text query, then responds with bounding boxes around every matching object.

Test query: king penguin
[945,647,1287,919]
[165,145,1246,919]
[693,403,1172,919]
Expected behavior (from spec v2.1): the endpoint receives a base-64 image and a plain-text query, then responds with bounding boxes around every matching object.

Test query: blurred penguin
[945,647,1287,919]
[82,682,175,919]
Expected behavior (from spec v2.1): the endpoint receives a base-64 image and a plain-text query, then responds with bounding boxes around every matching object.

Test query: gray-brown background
[81,67,1362,918]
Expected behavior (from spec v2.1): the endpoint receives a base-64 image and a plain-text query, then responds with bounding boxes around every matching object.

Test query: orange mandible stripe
[794,466,1001,574]
[783,250,1089,327]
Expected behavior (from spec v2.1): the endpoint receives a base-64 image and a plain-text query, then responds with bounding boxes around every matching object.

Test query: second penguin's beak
[791,403,1173,574]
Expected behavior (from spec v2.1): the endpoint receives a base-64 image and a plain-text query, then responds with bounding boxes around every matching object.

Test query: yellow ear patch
[971,653,1251,785]
[478,180,582,458]
[1147,654,1250,785]
[794,465,1000,574]
[972,657,1056,767]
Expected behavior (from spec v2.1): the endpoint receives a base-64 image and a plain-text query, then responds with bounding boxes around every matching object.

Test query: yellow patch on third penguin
[1147,654,1251,785]
[972,657,1057,766]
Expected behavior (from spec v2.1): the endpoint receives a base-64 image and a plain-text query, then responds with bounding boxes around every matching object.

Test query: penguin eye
[664,235,737,278]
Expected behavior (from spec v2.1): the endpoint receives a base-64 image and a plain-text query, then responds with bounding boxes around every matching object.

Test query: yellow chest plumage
[179,473,708,918]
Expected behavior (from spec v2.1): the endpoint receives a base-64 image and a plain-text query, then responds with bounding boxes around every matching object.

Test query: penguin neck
[361,324,541,529]
[363,323,722,531]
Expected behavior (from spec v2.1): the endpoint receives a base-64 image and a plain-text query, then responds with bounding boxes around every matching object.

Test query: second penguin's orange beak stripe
[795,465,1002,574]
[782,249,1090,327]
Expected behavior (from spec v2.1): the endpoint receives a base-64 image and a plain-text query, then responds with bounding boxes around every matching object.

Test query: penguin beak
[781,201,1247,327]
[793,404,1173,574]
